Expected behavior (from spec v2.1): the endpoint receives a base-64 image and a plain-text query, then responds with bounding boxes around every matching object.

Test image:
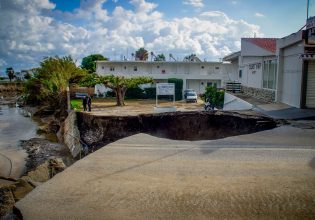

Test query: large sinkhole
[77,111,277,150]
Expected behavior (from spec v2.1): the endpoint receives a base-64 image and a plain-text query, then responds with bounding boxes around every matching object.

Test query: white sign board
[156,83,175,96]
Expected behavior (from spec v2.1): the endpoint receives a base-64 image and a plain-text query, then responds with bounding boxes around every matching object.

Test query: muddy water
[0,105,38,178]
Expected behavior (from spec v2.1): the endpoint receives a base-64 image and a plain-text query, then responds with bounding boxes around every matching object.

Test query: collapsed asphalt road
[16,123,315,219]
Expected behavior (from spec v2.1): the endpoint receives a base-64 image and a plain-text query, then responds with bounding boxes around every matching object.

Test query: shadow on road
[309,157,315,169]
[87,145,218,183]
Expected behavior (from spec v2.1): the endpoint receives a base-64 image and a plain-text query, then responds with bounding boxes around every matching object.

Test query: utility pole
[307,0,310,19]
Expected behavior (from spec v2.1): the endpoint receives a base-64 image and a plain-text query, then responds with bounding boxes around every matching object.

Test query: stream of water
[0,105,39,178]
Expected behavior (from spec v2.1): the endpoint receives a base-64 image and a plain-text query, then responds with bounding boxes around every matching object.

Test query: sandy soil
[86,98,260,116]
[87,98,204,116]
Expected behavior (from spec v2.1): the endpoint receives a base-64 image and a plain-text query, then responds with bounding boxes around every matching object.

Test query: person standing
[82,96,87,111]
[87,95,92,112]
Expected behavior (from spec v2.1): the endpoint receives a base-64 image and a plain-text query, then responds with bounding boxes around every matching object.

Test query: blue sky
[0,0,311,73]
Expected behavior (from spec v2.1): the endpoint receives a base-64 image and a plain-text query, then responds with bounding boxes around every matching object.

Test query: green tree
[79,73,101,87]
[24,72,32,80]
[154,54,166,61]
[99,75,153,106]
[81,54,108,73]
[6,67,15,82]
[204,85,225,109]
[135,48,149,61]
[24,56,87,116]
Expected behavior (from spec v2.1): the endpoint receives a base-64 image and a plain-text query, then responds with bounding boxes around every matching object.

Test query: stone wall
[241,86,275,103]
[63,111,82,158]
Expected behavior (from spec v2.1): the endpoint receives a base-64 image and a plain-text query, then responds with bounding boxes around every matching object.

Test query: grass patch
[71,99,83,110]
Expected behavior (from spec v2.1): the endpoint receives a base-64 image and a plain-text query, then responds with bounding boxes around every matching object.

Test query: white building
[223,38,278,102]
[277,29,315,108]
[224,29,315,109]
[96,61,235,94]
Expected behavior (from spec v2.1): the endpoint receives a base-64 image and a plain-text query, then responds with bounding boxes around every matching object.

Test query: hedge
[168,78,183,101]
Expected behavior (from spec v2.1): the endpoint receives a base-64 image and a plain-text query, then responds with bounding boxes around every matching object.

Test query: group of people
[82,95,92,112]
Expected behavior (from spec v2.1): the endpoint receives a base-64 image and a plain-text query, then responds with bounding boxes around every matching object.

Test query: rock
[11,179,35,201]
[0,158,67,218]
[0,186,15,218]
[20,138,73,171]
[21,158,66,184]
[0,179,34,218]
[21,161,51,183]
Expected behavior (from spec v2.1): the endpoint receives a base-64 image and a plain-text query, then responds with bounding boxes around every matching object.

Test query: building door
[306,61,315,108]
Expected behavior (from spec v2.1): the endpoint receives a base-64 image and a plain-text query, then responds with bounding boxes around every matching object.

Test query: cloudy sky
[0,0,310,73]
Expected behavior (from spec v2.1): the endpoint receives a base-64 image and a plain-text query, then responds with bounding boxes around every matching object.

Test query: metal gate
[306,61,315,108]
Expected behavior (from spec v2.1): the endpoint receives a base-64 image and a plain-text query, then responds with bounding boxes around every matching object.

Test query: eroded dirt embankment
[77,111,277,150]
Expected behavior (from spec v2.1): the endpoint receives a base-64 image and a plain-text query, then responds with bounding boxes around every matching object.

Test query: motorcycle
[204,98,215,111]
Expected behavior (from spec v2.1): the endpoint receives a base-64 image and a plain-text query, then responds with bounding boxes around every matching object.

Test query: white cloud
[0,59,7,67]
[183,0,204,8]
[231,1,237,5]
[255,12,265,17]
[0,0,262,70]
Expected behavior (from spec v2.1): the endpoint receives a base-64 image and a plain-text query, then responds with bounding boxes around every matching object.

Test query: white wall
[279,43,303,108]
[241,40,275,57]
[96,61,230,93]
[187,79,221,94]
[225,61,239,82]
[239,56,263,88]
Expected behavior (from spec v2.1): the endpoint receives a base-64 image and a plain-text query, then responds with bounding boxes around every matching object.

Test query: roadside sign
[156,83,175,95]
[156,83,175,107]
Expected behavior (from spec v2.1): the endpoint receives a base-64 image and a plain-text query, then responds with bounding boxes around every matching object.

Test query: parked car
[184,89,195,99]
[75,92,89,99]
[185,91,198,103]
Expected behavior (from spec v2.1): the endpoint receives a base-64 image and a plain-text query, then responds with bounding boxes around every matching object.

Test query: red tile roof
[243,38,278,53]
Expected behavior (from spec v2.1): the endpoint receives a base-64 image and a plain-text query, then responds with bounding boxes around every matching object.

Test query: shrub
[205,86,225,109]
[125,87,145,99]
[144,87,156,99]
[105,90,115,97]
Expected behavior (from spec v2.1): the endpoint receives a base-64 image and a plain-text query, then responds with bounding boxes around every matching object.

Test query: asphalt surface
[16,124,315,220]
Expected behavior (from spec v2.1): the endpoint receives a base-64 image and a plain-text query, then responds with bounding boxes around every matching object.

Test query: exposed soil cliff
[77,111,277,151]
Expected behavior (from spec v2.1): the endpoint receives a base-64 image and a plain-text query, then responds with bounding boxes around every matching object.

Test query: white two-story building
[95,60,235,94]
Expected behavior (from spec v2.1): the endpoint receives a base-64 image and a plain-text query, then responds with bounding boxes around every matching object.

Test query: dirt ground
[87,98,204,116]
[79,98,260,117]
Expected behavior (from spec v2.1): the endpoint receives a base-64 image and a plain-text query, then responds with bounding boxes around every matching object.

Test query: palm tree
[155,54,166,61]
[135,48,149,61]
[183,54,201,62]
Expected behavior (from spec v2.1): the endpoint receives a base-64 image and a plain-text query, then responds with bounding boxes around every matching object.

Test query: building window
[102,66,104,69]
[263,59,277,90]
[110,67,115,71]
[215,66,220,70]
[157,65,160,68]
[201,66,204,69]
[239,70,242,78]
[161,70,166,74]
[134,66,137,71]
[124,66,127,70]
